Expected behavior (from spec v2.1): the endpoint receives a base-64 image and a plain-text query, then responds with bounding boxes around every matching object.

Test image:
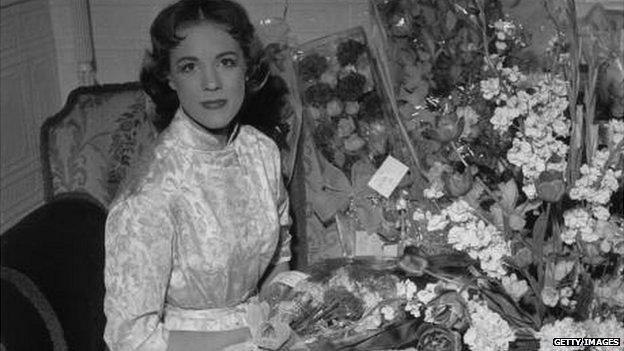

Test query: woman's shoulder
[238,125,280,156]
[110,136,179,205]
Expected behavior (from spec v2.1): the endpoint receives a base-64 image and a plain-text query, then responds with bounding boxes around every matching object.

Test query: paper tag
[271,270,310,288]
[355,231,384,257]
[367,155,409,198]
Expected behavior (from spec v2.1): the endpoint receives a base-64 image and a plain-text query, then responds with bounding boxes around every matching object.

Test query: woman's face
[168,22,246,130]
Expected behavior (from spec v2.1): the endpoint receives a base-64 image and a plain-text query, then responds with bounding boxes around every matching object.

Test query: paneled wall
[0,0,60,232]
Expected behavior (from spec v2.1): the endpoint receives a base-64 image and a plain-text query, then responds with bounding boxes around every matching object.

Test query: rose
[336,72,366,101]
[536,170,565,202]
[426,291,469,330]
[414,324,462,351]
[336,39,366,66]
[298,53,328,81]
[344,134,366,152]
[423,113,465,143]
[443,169,473,197]
[305,82,334,107]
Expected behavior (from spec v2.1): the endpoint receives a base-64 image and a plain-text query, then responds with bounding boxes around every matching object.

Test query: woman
[103,0,291,350]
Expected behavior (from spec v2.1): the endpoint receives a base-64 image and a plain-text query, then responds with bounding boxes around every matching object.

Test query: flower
[536,170,565,202]
[344,134,366,152]
[336,117,356,138]
[336,72,366,101]
[463,299,516,351]
[320,71,337,87]
[426,212,449,231]
[396,279,418,301]
[345,101,360,115]
[444,200,473,223]
[427,291,469,330]
[412,208,425,221]
[608,119,624,145]
[405,300,421,318]
[583,317,624,351]
[541,286,559,307]
[415,325,462,351]
[305,82,334,106]
[380,305,396,321]
[457,105,480,138]
[594,278,624,307]
[591,206,610,221]
[326,99,343,117]
[299,53,329,81]
[512,247,533,268]
[443,169,474,197]
[336,39,365,66]
[423,186,445,199]
[536,318,587,351]
[501,273,529,301]
[481,77,500,100]
[424,113,465,143]
[416,283,438,304]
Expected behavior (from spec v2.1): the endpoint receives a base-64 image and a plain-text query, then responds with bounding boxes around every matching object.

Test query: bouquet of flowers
[367,0,624,350]
[293,26,416,177]
[257,256,477,351]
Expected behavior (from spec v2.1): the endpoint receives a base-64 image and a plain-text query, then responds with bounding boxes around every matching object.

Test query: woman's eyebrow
[216,51,239,59]
[174,56,199,64]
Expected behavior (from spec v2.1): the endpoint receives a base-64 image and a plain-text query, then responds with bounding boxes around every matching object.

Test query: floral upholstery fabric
[42,84,157,209]
[104,110,291,350]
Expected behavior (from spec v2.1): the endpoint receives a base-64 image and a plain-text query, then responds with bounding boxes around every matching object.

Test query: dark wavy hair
[140,0,289,147]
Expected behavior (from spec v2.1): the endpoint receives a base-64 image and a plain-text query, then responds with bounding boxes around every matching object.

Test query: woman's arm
[259,261,290,297]
[104,190,175,350]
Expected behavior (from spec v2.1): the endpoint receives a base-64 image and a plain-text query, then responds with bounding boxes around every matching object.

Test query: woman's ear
[167,74,177,91]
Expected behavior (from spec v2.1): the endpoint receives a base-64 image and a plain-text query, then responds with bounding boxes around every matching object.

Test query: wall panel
[0,0,59,232]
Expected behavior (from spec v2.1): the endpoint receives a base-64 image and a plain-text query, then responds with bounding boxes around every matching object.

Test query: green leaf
[553,260,575,282]
[445,11,458,31]
[481,288,539,330]
[532,211,548,253]
[499,180,518,211]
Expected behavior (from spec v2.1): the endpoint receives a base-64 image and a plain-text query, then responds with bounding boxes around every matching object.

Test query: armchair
[1,82,156,351]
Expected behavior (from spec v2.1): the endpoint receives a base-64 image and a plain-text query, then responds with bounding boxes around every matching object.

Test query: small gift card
[368,155,409,198]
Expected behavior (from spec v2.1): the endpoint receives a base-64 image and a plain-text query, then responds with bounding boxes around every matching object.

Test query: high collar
[168,109,239,151]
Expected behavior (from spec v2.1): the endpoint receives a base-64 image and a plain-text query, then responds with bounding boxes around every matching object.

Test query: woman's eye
[179,62,196,73]
[220,57,238,68]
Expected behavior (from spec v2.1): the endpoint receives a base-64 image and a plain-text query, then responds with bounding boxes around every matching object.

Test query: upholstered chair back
[40,82,157,209]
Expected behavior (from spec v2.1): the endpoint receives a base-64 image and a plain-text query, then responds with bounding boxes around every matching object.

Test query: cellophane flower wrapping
[292,27,423,263]
[261,258,470,351]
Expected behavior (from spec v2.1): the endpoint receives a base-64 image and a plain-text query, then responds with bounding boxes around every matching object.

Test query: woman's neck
[180,108,237,148]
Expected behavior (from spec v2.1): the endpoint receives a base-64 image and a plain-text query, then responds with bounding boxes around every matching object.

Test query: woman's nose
[201,66,221,91]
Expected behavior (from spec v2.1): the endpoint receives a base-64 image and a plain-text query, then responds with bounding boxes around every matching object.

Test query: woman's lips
[201,99,227,109]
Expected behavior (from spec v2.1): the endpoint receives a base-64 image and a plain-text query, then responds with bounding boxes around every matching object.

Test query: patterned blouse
[103,110,291,350]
